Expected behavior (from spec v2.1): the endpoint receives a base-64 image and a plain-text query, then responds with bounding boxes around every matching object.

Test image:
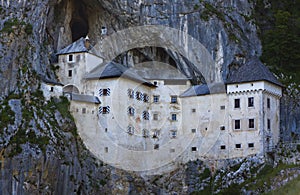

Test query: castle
[42,37,283,172]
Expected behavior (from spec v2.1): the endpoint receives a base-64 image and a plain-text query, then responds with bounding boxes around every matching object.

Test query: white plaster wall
[85,53,103,73]
[41,83,63,100]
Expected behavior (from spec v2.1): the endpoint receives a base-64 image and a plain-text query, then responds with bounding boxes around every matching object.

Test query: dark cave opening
[70,0,89,42]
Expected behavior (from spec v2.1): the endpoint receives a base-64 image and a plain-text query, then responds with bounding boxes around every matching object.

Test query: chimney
[84,35,90,49]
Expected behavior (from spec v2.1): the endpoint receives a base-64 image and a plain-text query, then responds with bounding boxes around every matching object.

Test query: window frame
[248,97,254,107]
[235,144,242,149]
[171,113,177,121]
[234,98,240,108]
[249,118,255,129]
[170,96,177,104]
[234,119,241,130]
[153,95,159,103]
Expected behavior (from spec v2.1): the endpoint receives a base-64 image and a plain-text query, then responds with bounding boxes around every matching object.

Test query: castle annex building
[43,37,283,172]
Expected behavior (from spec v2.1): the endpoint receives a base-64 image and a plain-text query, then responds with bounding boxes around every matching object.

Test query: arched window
[63,85,79,94]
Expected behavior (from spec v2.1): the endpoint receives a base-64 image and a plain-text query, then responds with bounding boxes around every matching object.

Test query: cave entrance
[70,0,89,42]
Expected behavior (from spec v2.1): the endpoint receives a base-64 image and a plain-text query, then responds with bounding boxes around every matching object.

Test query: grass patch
[265,175,300,195]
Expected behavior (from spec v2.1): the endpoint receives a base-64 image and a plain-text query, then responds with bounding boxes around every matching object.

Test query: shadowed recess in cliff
[70,0,89,41]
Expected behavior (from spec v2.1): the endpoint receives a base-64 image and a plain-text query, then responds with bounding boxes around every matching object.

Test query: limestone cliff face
[0,0,297,194]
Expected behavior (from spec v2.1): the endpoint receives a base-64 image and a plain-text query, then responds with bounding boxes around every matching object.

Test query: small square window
[192,108,196,113]
[234,120,241,130]
[191,147,197,151]
[153,113,158,120]
[154,81,158,86]
[220,105,225,110]
[191,129,196,133]
[68,70,72,77]
[170,130,177,138]
[234,99,240,108]
[153,130,160,138]
[153,95,159,103]
[105,128,108,132]
[154,144,159,150]
[267,119,271,130]
[50,87,54,92]
[249,119,255,129]
[220,126,225,131]
[143,93,149,102]
[143,111,150,120]
[136,91,143,101]
[235,144,241,148]
[248,143,254,148]
[171,114,177,121]
[220,145,226,150]
[82,108,86,114]
[104,147,108,153]
[101,106,110,114]
[171,96,177,103]
[267,98,270,108]
[170,148,175,153]
[248,97,254,107]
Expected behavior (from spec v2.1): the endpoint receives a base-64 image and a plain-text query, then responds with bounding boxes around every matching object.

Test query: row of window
[126,127,177,138]
[127,107,178,121]
[234,119,255,130]
[234,97,271,109]
[220,143,255,150]
[127,89,149,102]
[234,118,271,130]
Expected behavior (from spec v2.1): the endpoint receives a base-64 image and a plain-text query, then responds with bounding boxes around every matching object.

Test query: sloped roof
[180,84,210,97]
[85,61,156,87]
[227,57,283,87]
[57,37,90,55]
[70,93,100,104]
[41,77,64,86]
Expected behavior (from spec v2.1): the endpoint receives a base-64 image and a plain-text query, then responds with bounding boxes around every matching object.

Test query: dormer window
[68,54,74,62]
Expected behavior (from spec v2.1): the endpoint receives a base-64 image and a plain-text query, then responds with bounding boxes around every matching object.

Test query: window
[50,87,54,92]
[153,113,158,120]
[191,147,197,151]
[234,120,241,130]
[154,144,159,150]
[191,129,196,133]
[192,109,196,113]
[153,81,158,86]
[102,88,110,96]
[220,126,225,131]
[220,145,226,150]
[99,106,110,114]
[82,108,86,114]
[142,111,149,120]
[248,143,254,148]
[249,119,255,129]
[153,130,159,138]
[153,95,159,103]
[68,54,73,62]
[104,147,108,153]
[248,97,254,107]
[128,106,135,116]
[267,98,270,108]
[234,99,240,108]
[220,106,225,110]
[105,128,108,132]
[127,125,134,135]
[99,88,110,96]
[68,70,72,77]
[136,91,143,101]
[235,144,241,148]
[128,89,134,99]
[143,93,149,102]
[171,96,177,103]
[267,119,271,130]
[171,114,177,121]
[170,148,175,153]
[142,129,149,138]
[170,130,177,138]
